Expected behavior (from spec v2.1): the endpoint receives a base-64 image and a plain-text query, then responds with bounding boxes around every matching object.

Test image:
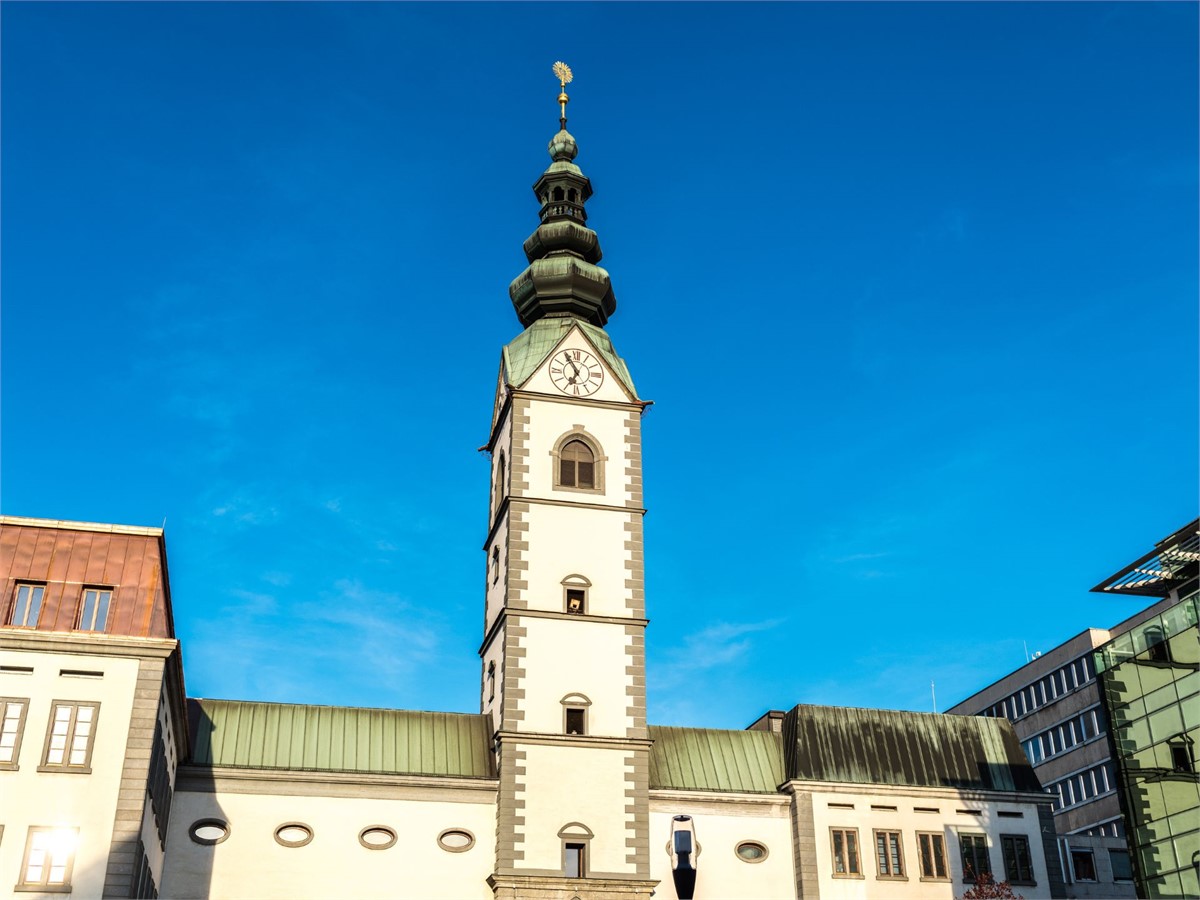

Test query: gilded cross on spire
[553,61,573,129]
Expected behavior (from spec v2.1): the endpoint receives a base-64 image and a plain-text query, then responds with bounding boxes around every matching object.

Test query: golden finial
[553,61,573,129]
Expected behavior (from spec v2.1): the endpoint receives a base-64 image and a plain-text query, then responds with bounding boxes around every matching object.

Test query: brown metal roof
[783,704,1042,793]
[0,517,174,638]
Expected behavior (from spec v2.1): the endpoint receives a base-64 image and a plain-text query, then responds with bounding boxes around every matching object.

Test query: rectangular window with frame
[0,697,29,770]
[77,588,112,632]
[918,832,949,880]
[960,834,991,882]
[40,702,99,772]
[1001,834,1035,884]
[564,707,586,736]
[10,584,44,628]
[1109,849,1133,882]
[874,829,905,878]
[1071,849,1097,882]
[17,826,78,892]
[831,827,862,877]
[564,842,586,878]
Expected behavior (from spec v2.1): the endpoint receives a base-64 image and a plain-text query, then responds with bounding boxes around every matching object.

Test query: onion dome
[509,66,617,328]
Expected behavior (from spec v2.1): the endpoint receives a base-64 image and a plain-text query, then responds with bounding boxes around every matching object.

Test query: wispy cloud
[652,619,783,691]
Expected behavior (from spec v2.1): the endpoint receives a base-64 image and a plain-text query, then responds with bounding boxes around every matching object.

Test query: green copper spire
[509,63,617,329]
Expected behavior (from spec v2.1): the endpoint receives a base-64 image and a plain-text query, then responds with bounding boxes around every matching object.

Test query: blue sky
[2,2,1196,728]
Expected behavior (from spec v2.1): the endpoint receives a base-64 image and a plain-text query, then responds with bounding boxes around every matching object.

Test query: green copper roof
[187,699,495,779]
[783,704,1041,792]
[503,315,637,398]
[648,726,785,793]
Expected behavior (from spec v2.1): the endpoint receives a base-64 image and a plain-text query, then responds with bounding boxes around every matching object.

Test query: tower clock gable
[521,324,637,403]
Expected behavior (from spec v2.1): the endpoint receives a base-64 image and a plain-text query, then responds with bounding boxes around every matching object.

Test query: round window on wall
[358,826,398,850]
[274,823,314,848]
[437,829,476,852]
[735,841,769,863]
[189,819,231,845]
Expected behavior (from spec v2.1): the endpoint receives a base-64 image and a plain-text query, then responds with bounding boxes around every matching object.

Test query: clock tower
[481,65,656,900]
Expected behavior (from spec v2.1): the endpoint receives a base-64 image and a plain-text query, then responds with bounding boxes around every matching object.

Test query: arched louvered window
[559,440,594,489]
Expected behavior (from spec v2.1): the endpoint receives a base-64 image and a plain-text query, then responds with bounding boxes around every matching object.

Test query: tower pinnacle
[508,63,618,328]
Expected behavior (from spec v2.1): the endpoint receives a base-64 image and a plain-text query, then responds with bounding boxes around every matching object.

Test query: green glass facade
[1095,592,1199,899]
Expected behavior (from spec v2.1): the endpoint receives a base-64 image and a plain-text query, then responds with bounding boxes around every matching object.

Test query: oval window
[735,841,768,863]
[274,823,313,848]
[437,829,476,852]
[358,826,397,850]
[189,819,231,845]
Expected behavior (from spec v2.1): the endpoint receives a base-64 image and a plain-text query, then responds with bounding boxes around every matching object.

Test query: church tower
[480,64,655,900]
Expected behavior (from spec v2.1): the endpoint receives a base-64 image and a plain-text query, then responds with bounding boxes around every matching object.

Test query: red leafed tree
[959,872,1024,899]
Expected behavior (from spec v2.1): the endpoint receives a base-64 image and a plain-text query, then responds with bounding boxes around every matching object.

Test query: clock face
[549,348,604,396]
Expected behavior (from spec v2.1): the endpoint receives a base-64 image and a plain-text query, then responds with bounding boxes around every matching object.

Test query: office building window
[831,827,862,877]
[0,698,28,769]
[10,584,44,628]
[1071,849,1097,882]
[978,653,1095,721]
[960,834,991,882]
[1001,835,1034,883]
[1046,762,1113,812]
[918,832,949,880]
[40,702,99,772]
[1109,849,1133,882]
[17,827,78,891]
[875,830,904,878]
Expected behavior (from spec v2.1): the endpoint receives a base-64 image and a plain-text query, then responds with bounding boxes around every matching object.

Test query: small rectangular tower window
[40,702,99,772]
[831,828,861,877]
[565,707,586,736]
[9,584,44,628]
[0,698,29,769]
[565,589,585,614]
[77,589,111,632]
[564,842,586,878]
[17,827,78,891]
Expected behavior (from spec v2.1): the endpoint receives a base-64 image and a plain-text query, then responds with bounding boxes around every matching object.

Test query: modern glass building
[1092,520,1199,900]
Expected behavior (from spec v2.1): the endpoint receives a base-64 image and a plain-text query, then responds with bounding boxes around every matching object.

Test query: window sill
[832,874,865,880]
[15,885,72,893]
[37,765,92,775]
[919,876,952,882]
[876,875,909,881]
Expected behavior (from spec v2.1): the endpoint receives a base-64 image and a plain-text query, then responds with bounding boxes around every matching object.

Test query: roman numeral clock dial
[549,349,604,396]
